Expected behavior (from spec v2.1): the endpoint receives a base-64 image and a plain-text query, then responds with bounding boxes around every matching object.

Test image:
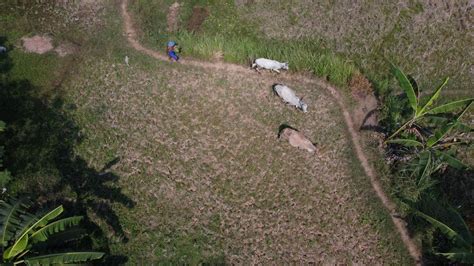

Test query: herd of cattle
[251,58,317,154]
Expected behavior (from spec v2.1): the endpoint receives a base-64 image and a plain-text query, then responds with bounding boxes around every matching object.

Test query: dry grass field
[2,0,444,264]
[66,53,410,263]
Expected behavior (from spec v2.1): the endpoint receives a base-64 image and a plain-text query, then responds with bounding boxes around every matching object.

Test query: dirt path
[120,0,422,263]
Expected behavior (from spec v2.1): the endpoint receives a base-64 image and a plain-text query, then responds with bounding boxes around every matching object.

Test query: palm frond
[5,206,64,260]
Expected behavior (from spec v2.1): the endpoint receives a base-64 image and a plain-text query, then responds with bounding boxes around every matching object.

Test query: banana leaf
[426,98,473,115]
[387,138,424,147]
[30,216,83,243]
[23,252,104,265]
[435,151,469,170]
[418,77,449,116]
[3,233,28,260]
[437,251,474,263]
[0,199,28,247]
[427,102,472,147]
[391,63,418,114]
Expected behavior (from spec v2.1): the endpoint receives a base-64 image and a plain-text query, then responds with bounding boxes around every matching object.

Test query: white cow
[273,84,308,112]
[251,58,288,73]
[278,127,317,153]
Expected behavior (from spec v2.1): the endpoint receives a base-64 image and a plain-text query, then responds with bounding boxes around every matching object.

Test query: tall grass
[131,0,355,87]
[172,32,354,86]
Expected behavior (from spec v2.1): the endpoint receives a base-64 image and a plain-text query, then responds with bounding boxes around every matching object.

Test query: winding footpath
[120,0,422,263]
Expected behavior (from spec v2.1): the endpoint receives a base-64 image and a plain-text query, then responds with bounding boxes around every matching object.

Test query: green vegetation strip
[131,0,355,87]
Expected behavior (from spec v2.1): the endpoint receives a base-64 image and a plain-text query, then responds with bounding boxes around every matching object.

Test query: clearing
[65,0,416,263]
[1,0,421,263]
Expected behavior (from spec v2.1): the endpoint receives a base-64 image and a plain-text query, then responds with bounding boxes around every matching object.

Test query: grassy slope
[237,0,473,98]
[130,0,355,87]
[1,0,413,263]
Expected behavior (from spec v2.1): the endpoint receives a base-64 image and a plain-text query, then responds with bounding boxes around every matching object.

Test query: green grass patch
[8,51,60,88]
[131,0,355,87]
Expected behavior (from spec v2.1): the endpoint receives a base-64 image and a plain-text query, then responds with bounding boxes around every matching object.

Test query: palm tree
[0,198,104,265]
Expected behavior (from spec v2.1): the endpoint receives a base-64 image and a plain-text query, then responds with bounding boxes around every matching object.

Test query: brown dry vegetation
[66,54,410,263]
[1,0,419,263]
[187,6,210,32]
[238,0,474,96]
[350,73,373,99]
[166,2,180,32]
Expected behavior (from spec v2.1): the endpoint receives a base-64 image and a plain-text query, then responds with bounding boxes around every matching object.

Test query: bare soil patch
[350,73,373,99]
[54,42,79,57]
[187,6,209,32]
[167,2,180,32]
[21,35,53,54]
[349,74,378,129]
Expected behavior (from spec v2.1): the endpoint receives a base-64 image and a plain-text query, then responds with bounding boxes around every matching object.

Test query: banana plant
[388,116,471,172]
[387,63,473,140]
[387,102,472,166]
[386,64,473,169]
[0,198,104,264]
[406,195,473,263]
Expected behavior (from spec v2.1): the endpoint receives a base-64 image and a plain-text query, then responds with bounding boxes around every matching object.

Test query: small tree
[0,198,104,265]
[387,63,473,140]
[386,64,473,170]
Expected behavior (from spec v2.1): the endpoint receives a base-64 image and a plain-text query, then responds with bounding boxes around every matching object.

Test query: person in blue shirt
[167,41,179,62]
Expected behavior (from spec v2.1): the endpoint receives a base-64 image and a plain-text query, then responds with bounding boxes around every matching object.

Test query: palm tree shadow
[0,37,133,257]
[56,155,135,242]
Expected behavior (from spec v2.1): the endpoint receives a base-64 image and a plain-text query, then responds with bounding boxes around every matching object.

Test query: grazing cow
[273,84,308,112]
[278,125,317,153]
[251,58,288,73]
